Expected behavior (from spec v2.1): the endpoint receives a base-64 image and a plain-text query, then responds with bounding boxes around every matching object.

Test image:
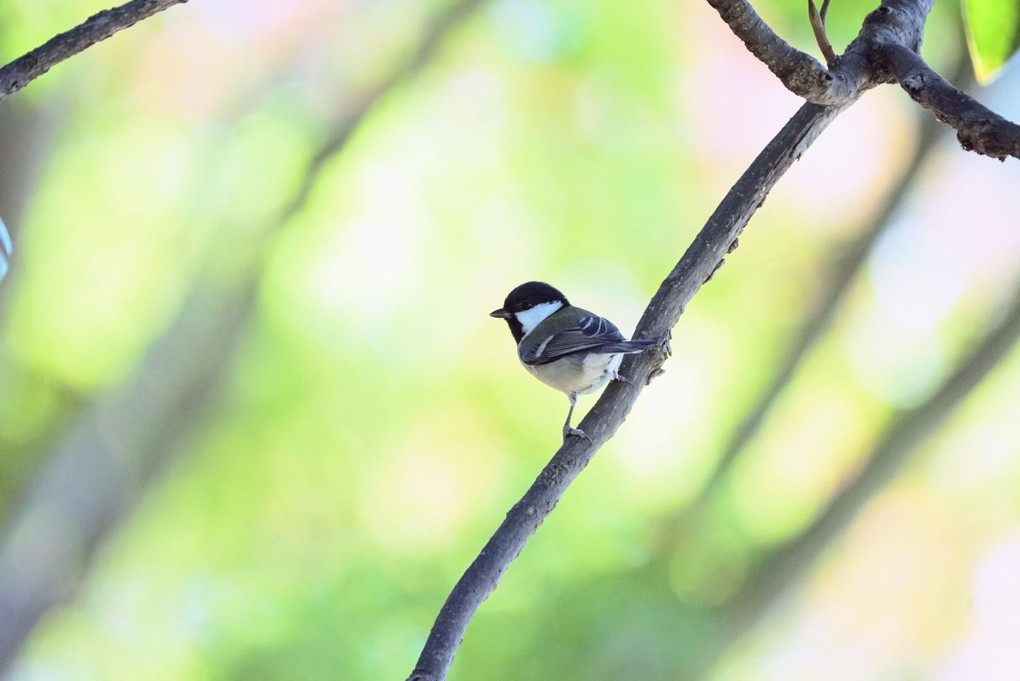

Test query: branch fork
[708,0,1020,160]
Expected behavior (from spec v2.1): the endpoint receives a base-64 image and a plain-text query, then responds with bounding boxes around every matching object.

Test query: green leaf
[962,0,1020,83]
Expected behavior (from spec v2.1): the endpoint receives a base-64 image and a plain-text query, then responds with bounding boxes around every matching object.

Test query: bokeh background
[1,0,1019,679]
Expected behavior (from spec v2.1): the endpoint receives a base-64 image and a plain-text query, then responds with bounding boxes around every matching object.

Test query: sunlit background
[1,0,1019,679]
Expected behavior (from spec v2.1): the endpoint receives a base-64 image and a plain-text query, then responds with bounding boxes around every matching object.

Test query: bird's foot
[562,426,591,442]
[645,332,673,386]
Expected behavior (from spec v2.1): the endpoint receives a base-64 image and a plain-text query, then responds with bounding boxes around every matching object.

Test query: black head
[489,281,569,343]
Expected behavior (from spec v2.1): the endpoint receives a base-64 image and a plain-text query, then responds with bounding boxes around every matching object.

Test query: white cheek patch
[515,301,563,337]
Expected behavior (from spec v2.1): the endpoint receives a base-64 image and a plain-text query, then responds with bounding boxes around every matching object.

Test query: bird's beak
[489,308,512,319]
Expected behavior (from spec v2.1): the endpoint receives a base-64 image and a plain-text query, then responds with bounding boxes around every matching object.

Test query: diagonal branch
[656,49,972,553]
[407,100,853,681]
[0,0,485,670]
[0,0,188,104]
[660,123,938,538]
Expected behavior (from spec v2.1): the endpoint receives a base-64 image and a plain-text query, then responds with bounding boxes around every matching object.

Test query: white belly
[522,352,624,396]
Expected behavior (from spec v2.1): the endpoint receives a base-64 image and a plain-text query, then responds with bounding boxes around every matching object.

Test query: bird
[490,281,655,440]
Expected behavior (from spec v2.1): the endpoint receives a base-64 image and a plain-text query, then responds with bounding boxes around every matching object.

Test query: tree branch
[881,43,1020,160]
[0,0,188,103]
[704,0,932,105]
[407,100,851,681]
[709,0,1020,160]
[704,0,839,102]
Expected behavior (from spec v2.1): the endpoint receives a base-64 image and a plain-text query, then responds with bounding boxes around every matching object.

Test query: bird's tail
[599,339,656,354]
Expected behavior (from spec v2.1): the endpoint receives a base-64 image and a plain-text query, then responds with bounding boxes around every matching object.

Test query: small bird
[490,281,654,440]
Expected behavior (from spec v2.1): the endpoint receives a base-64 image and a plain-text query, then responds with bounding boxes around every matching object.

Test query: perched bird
[490,281,654,440]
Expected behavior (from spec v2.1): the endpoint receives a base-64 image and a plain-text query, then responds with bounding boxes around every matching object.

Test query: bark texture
[0,0,188,103]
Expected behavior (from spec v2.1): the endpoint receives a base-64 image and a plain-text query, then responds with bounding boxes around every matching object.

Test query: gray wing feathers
[520,312,651,366]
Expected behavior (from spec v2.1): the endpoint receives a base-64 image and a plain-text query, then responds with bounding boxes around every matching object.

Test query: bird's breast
[522,352,623,396]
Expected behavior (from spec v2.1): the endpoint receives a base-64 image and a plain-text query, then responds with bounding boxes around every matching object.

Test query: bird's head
[490,281,569,343]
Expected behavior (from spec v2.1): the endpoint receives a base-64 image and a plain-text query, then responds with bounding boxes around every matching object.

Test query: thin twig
[807,0,838,68]
[0,0,188,103]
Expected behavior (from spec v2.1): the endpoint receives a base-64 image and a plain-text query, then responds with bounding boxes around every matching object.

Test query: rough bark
[0,0,188,103]
[708,0,1020,159]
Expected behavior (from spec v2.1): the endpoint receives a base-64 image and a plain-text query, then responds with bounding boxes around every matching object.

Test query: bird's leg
[562,393,589,441]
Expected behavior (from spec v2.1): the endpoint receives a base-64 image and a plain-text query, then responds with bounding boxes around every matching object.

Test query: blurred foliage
[961,0,1020,83]
[1,0,1020,680]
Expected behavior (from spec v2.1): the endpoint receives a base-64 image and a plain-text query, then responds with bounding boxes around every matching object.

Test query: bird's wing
[519,310,626,366]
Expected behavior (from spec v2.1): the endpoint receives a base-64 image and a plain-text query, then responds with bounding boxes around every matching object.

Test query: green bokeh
[1,1,1018,680]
